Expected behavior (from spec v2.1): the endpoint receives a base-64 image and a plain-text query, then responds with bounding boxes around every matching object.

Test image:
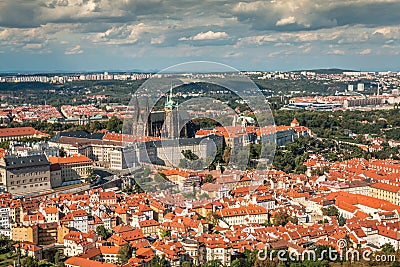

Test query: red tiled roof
[139,219,160,227]
[0,127,48,138]
[99,246,120,255]
[371,182,400,193]
[49,154,93,164]
[65,256,117,267]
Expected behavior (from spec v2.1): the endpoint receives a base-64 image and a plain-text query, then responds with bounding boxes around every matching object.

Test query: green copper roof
[165,86,178,109]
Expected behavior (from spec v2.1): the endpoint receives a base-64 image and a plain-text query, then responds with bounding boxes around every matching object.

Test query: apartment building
[38,222,58,245]
[62,210,89,233]
[0,203,10,230]
[64,231,96,257]
[204,238,232,266]
[42,206,59,223]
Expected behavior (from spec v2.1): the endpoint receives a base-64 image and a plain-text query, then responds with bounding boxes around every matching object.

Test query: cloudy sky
[1,0,400,72]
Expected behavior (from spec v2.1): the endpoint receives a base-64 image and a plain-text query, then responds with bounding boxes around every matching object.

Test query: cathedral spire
[165,84,177,110]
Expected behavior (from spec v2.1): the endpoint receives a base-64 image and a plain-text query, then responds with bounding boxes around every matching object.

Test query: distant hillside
[294,68,358,74]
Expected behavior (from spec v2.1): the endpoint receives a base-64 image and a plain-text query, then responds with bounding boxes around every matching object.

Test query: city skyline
[1,0,400,72]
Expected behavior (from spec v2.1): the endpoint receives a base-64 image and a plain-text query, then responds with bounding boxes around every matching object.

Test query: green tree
[54,251,62,265]
[202,174,214,185]
[182,150,199,160]
[43,248,58,263]
[160,230,171,238]
[23,256,39,267]
[206,212,220,227]
[84,169,97,184]
[96,225,111,240]
[205,259,222,267]
[321,206,339,217]
[143,168,151,178]
[150,255,170,267]
[59,147,66,157]
[338,215,346,226]
[182,261,192,267]
[249,143,262,159]
[0,234,15,253]
[118,243,133,264]
[131,179,145,194]
[381,243,395,253]
[273,210,297,226]
[200,193,210,199]
[106,116,123,132]
[154,173,174,190]
[222,146,231,164]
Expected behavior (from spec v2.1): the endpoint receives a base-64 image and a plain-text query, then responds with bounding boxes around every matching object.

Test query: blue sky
[1,0,400,72]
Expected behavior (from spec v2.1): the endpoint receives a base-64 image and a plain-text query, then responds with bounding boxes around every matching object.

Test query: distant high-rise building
[357,83,365,92]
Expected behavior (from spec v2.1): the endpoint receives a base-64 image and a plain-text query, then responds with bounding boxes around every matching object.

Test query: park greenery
[274,108,400,142]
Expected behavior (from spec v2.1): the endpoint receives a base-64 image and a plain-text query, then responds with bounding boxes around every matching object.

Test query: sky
[1,0,400,72]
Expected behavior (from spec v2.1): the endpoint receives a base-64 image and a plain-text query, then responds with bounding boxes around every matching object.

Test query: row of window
[10,177,48,185]
[10,171,47,178]
[10,182,48,190]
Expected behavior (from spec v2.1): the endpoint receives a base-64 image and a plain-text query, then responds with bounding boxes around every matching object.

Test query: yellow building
[12,225,39,244]
[370,182,400,205]
[48,154,93,183]
[139,219,160,237]
[57,225,70,244]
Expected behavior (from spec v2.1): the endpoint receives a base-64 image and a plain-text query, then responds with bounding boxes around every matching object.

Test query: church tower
[163,86,180,139]
[132,95,144,137]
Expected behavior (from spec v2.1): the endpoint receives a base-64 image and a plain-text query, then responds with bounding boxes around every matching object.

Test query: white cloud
[0,27,51,52]
[224,51,243,58]
[92,23,157,45]
[373,26,400,38]
[235,35,277,47]
[23,43,44,50]
[65,45,83,55]
[232,0,400,32]
[180,31,228,41]
[150,36,165,45]
[303,47,312,54]
[1,0,400,71]
[276,16,296,26]
[328,49,345,55]
[359,48,372,55]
